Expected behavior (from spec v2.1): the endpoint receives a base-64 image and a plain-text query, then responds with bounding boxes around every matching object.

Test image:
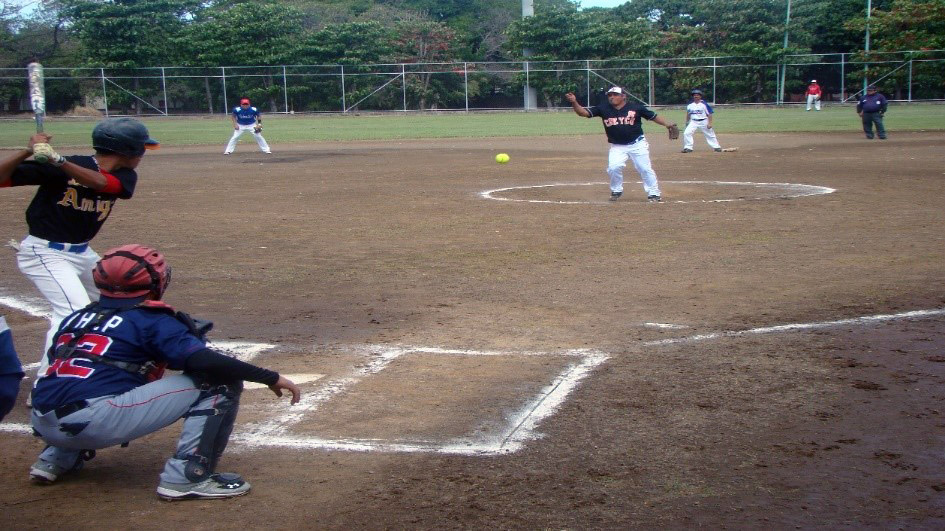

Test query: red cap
[240,98,250,104]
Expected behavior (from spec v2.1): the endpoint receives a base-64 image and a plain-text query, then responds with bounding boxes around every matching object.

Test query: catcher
[566,87,678,202]
[29,244,301,500]
[223,97,271,154]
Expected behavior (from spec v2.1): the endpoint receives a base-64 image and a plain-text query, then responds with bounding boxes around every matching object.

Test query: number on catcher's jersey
[44,333,114,379]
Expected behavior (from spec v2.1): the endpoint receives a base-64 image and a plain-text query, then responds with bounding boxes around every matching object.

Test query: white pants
[224,125,270,153]
[806,94,821,111]
[683,120,721,150]
[607,139,660,197]
[16,235,100,374]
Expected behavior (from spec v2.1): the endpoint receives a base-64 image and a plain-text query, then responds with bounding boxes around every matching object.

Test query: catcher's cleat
[609,191,622,201]
[713,148,723,152]
[647,195,662,203]
[157,473,251,501]
[681,148,692,153]
[29,455,86,484]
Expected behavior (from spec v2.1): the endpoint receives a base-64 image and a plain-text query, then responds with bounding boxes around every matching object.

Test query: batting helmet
[691,89,703,95]
[92,118,160,158]
[93,245,171,299]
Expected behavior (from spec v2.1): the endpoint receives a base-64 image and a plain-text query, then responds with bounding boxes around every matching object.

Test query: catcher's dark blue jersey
[10,156,137,244]
[32,300,206,412]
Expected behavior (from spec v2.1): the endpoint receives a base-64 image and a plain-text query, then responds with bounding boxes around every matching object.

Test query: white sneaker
[157,473,251,501]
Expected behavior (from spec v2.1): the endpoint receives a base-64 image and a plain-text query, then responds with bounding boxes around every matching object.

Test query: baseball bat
[27,62,48,163]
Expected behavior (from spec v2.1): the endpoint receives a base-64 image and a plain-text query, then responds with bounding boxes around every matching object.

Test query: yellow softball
[495,153,510,164]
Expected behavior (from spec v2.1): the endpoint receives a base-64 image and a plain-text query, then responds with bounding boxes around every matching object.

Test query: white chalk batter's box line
[232,346,610,456]
[479,181,836,204]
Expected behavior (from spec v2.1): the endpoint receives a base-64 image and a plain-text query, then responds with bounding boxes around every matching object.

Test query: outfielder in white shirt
[681,89,722,153]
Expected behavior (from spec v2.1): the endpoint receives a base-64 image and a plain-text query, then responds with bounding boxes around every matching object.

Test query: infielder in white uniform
[0,119,157,377]
[681,89,722,153]
[224,98,271,155]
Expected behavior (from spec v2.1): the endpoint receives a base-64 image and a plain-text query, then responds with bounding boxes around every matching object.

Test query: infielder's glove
[667,123,680,140]
[253,124,263,133]
[32,143,66,166]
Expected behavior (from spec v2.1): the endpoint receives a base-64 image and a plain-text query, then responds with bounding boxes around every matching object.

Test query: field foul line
[644,308,945,346]
[232,348,609,456]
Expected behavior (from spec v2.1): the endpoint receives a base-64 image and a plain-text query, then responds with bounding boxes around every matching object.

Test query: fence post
[101,68,108,117]
[648,58,654,106]
[712,56,717,104]
[586,60,591,107]
[340,65,346,113]
[221,67,227,114]
[401,63,407,112]
[908,58,913,101]
[161,67,168,115]
[283,65,289,113]
[840,54,845,100]
[524,60,530,111]
[464,62,469,112]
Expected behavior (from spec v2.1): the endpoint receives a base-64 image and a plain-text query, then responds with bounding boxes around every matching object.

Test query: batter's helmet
[93,245,171,299]
[92,118,160,158]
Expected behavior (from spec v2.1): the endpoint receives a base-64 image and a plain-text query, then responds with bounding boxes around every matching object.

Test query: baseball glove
[253,124,263,133]
[667,123,680,140]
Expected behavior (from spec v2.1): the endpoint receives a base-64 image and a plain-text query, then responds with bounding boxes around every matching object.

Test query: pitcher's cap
[606,86,624,95]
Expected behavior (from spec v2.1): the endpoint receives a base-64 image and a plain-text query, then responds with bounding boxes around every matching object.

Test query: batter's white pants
[806,94,821,111]
[683,120,721,150]
[224,125,270,153]
[607,139,660,197]
[16,235,100,375]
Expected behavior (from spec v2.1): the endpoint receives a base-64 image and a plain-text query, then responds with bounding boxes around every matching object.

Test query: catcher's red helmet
[93,244,171,299]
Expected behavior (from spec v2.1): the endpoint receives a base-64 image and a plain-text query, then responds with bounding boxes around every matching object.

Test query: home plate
[244,373,324,390]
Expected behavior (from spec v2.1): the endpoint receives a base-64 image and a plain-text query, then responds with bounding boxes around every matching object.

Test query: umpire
[857,84,888,140]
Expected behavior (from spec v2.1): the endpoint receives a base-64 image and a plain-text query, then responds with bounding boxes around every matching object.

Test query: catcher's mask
[93,244,171,299]
[92,118,160,158]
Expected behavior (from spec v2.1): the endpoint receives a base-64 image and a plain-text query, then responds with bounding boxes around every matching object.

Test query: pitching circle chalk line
[480,181,836,204]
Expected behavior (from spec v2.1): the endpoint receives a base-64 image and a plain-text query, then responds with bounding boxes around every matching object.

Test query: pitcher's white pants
[683,121,721,150]
[806,94,821,111]
[225,125,270,154]
[607,139,660,197]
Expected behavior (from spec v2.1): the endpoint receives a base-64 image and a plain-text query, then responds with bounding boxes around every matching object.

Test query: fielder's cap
[240,98,250,104]
[691,89,703,95]
[606,86,624,95]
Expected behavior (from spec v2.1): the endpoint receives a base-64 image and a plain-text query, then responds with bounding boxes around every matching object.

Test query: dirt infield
[1,131,944,528]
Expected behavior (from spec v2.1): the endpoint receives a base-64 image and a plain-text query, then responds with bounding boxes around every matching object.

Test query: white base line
[644,308,945,346]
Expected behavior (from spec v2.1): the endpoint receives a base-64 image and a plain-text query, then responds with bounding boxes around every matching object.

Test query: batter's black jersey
[586,102,658,145]
[11,156,137,243]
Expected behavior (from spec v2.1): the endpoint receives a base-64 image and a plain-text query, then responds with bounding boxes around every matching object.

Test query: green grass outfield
[0,103,942,148]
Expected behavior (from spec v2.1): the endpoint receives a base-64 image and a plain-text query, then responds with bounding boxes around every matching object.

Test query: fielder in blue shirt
[224,97,271,154]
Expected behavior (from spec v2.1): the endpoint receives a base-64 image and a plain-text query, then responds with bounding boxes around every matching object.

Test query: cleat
[647,195,662,203]
[223,152,232,155]
[713,148,723,152]
[157,473,251,501]
[681,148,692,153]
[609,191,622,201]
[29,456,85,484]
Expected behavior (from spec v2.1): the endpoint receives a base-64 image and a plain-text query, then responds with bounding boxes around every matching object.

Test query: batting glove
[32,143,65,166]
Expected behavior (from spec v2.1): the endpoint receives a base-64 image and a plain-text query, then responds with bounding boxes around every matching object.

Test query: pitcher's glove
[253,124,263,133]
[667,123,680,140]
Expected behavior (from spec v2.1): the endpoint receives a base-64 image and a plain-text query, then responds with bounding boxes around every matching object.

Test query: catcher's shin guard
[177,381,243,482]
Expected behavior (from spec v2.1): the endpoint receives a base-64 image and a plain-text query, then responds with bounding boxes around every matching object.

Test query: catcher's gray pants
[607,139,660,197]
[31,374,240,485]
[225,124,270,153]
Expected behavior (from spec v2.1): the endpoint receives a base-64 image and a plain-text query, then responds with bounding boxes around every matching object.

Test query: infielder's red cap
[240,98,250,104]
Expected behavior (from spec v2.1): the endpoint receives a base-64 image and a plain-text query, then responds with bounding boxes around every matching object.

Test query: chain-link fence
[1,50,942,116]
